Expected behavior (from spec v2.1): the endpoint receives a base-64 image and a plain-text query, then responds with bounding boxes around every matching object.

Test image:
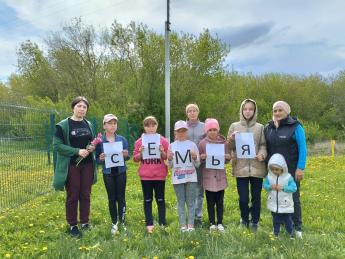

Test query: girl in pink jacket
[133,116,169,232]
[198,118,231,232]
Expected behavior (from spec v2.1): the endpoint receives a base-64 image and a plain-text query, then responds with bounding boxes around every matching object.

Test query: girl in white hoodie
[263,153,297,238]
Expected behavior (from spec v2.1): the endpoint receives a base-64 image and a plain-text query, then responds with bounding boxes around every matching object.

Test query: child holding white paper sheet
[133,116,169,232]
[167,120,201,232]
[227,99,267,231]
[96,114,130,234]
[198,119,230,232]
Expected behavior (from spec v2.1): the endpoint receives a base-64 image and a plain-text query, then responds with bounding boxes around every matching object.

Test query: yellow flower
[39,230,45,234]
[29,224,34,227]
[273,246,276,250]
[189,256,195,259]
[123,238,128,242]
[322,233,326,236]
[42,247,48,251]
[5,254,10,258]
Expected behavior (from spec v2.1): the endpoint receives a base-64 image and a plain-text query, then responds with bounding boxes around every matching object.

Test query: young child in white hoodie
[263,153,297,238]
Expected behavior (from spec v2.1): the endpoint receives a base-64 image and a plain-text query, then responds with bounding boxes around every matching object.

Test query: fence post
[45,125,51,165]
[50,114,56,171]
[331,140,335,156]
[92,117,97,136]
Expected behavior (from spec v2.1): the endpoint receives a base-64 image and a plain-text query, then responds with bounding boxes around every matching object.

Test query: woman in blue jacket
[96,114,130,234]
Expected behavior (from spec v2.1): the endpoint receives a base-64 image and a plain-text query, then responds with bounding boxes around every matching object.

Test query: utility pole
[165,0,171,142]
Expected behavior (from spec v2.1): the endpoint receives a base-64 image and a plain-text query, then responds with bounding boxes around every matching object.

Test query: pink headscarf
[273,101,291,128]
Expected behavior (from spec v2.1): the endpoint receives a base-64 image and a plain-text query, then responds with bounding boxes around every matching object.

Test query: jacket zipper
[275,175,279,213]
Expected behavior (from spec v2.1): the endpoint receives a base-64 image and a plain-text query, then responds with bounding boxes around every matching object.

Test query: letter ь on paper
[206,143,225,169]
[103,142,124,168]
[235,132,255,159]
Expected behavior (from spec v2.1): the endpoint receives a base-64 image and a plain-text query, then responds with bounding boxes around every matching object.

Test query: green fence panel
[0,102,138,212]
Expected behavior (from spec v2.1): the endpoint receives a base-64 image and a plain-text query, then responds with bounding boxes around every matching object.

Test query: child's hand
[225,153,231,160]
[122,149,129,158]
[270,184,276,190]
[254,154,264,161]
[139,145,145,153]
[200,153,207,160]
[167,152,174,161]
[276,185,284,191]
[191,152,197,160]
[159,144,165,154]
[100,153,106,162]
[230,131,240,140]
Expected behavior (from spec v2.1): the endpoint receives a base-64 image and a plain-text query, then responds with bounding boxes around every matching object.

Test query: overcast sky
[1,0,344,81]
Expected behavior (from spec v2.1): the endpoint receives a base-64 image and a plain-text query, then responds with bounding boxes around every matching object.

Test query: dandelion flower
[42,247,48,251]
[5,254,10,258]
[29,224,34,227]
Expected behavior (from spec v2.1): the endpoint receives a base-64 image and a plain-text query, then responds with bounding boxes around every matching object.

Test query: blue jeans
[272,212,294,237]
[236,177,263,224]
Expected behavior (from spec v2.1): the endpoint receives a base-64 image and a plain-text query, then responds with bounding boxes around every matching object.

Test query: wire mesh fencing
[0,102,138,212]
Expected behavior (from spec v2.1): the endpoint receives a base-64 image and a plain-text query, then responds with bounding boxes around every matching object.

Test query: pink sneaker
[147,225,154,232]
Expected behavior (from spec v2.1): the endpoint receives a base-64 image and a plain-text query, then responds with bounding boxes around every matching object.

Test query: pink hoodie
[133,135,169,180]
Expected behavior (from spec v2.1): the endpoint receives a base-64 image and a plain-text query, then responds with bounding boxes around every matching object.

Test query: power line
[0,0,72,26]
[3,0,131,42]
[0,0,92,33]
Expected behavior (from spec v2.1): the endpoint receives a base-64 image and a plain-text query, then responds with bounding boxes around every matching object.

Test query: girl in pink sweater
[133,116,169,232]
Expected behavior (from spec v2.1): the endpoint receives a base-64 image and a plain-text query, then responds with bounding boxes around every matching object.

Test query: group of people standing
[52,96,307,240]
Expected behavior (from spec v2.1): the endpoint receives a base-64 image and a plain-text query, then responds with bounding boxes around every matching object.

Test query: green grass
[1,155,345,258]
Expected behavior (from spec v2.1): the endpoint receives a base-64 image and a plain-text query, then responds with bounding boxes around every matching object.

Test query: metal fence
[0,102,138,212]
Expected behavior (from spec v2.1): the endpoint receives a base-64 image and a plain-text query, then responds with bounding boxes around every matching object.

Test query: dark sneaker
[195,219,203,228]
[70,226,82,238]
[81,224,89,231]
[240,219,249,228]
[251,222,259,231]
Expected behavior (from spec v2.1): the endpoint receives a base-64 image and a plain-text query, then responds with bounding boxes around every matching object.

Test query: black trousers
[103,171,127,224]
[205,190,224,225]
[141,180,166,226]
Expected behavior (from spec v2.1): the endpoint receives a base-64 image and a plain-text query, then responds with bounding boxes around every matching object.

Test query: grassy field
[1,155,345,258]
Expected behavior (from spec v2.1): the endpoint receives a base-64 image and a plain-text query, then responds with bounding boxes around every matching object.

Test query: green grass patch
[1,155,345,258]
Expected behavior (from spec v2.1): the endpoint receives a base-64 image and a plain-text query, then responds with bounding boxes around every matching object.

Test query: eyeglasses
[187,109,198,114]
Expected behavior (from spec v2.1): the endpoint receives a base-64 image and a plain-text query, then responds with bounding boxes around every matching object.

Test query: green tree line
[2,18,344,142]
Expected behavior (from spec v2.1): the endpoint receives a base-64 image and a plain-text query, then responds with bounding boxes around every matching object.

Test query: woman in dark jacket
[264,101,307,239]
[53,96,97,238]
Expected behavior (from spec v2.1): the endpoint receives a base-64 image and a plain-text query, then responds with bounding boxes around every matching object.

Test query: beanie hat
[273,101,291,128]
[185,103,200,113]
[273,101,291,114]
[205,118,220,133]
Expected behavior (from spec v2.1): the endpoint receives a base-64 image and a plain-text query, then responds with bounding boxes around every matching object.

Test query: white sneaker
[296,230,303,239]
[210,225,217,232]
[217,224,225,232]
[122,223,127,231]
[188,227,195,232]
[111,223,118,235]
[180,226,187,232]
